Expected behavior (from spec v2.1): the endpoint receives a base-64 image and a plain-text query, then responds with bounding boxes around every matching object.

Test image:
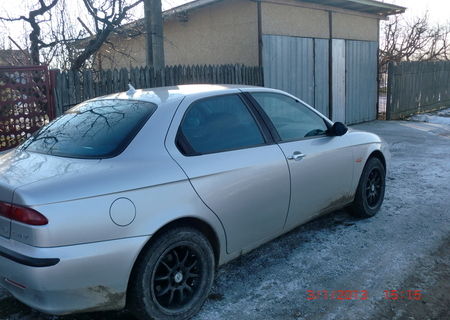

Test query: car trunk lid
[0,149,101,238]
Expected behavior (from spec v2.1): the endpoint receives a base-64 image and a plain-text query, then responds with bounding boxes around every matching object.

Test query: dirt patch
[80,286,126,313]
[208,293,224,301]
[0,297,31,318]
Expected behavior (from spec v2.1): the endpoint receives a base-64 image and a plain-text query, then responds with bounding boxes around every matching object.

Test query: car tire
[129,227,215,320]
[350,157,386,218]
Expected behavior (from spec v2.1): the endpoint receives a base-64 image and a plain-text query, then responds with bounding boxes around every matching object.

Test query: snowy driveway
[1,118,450,320]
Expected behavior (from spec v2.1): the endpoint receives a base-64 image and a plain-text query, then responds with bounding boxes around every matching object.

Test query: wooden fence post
[386,61,394,120]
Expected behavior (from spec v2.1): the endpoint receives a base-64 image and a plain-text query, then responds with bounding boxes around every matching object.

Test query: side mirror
[328,122,348,136]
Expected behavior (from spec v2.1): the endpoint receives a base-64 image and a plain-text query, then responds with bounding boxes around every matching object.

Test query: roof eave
[163,0,223,19]
[163,0,406,19]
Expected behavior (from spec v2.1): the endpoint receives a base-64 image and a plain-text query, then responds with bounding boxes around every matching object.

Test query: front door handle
[287,151,305,161]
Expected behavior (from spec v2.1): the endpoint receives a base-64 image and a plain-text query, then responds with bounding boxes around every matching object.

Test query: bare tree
[380,13,450,70]
[0,0,59,65]
[46,0,87,69]
[70,0,143,71]
[1,0,143,71]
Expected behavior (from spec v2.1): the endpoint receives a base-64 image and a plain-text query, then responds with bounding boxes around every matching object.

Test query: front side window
[251,93,328,141]
[178,94,265,155]
[20,100,156,158]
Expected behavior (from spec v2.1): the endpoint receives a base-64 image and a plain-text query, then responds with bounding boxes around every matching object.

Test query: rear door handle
[287,151,305,161]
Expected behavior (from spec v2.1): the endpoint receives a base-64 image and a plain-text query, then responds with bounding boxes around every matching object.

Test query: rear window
[20,99,156,158]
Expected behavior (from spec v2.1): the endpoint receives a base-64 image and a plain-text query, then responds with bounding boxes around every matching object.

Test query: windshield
[20,99,157,158]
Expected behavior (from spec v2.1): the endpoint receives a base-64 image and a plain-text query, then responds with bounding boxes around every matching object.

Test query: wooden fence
[55,64,263,115]
[386,61,450,120]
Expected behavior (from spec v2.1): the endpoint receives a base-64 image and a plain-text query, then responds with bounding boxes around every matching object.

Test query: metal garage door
[263,35,378,124]
[262,35,329,117]
[345,40,378,124]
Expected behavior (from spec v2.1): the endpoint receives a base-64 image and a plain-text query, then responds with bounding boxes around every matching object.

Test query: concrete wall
[332,12,378,41]
[164,0,258,66]
[260,0,379,41]
[98,0,258,69]
[96,0,380,70]
[261,0,329,39]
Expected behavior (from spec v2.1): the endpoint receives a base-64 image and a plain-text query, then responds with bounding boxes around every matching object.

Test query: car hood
[0,149,101,203]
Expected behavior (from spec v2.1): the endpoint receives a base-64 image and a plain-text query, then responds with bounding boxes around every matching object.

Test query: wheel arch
[351,144,388,196]
[350,149,387,218]
[149,217,221,265]
[126,216,221,300]
[368,150,386,170]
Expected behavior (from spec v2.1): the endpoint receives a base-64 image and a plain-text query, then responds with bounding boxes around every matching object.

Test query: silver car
[0,85,389,319]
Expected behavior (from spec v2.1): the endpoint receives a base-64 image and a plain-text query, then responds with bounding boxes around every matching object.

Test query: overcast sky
[386,0,450,24]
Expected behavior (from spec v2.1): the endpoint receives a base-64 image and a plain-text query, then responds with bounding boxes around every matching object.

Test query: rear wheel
[129,227,215,320]
[351,157,386,218]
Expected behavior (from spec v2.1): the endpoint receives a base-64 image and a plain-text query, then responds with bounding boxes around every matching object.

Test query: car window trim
[277,132,330,144]
[244,91,333,143]
[175,93,274,157]
[237,93,275,145]
[242,92,282,143]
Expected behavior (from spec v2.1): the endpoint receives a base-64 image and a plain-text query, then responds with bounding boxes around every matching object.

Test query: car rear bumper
[0,235,150,315]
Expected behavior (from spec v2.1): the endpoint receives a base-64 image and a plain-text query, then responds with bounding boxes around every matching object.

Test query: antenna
[127,83,136,95]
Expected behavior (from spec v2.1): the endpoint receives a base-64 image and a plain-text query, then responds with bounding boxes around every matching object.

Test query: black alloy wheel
[365,167,383,208]
[351,157,386,218]
[129,227,215,320]
[152,245,202,310]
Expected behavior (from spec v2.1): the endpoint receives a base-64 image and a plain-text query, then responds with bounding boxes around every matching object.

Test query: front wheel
[129,227,215,320]
[350,157,386,218]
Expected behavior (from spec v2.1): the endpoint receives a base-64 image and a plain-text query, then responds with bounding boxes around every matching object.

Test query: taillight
[0,202,12,217]
[0,201,48,226]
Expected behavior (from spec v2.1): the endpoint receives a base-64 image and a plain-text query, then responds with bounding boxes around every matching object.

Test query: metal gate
[0,66,55,151]
[262,35,329,117]
[262,35,378,124]
[345,40,378,124]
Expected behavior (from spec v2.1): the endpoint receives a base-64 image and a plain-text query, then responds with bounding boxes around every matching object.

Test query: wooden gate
[386,61,450,120]
[0,66,55,151]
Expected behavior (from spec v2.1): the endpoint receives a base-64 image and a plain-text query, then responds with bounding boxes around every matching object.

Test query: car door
[247,91,354,229]
[165,92,290,254]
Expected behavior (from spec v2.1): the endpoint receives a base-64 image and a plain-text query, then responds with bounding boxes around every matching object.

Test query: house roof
[298,0,405,15]
[0,50,31,66]
[164,0,406,18]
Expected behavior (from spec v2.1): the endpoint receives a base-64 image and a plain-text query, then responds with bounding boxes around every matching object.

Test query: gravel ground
[1,119,450,320]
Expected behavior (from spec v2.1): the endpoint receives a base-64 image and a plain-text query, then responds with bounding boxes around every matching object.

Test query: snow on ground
[1,116,450,320]
[410,107,450,126]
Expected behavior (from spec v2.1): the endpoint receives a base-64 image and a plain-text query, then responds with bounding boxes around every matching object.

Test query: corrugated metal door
[263,35,378,124]
[345,40,378,124]
[331,39,346,122]
[262,35,329,117]
[313,39,329,117]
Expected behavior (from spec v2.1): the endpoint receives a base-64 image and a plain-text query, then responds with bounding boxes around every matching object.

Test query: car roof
[91,84,262,106]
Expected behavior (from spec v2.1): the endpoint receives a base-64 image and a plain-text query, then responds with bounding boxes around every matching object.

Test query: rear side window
[20,100,156,158]
[178,94,265,155]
